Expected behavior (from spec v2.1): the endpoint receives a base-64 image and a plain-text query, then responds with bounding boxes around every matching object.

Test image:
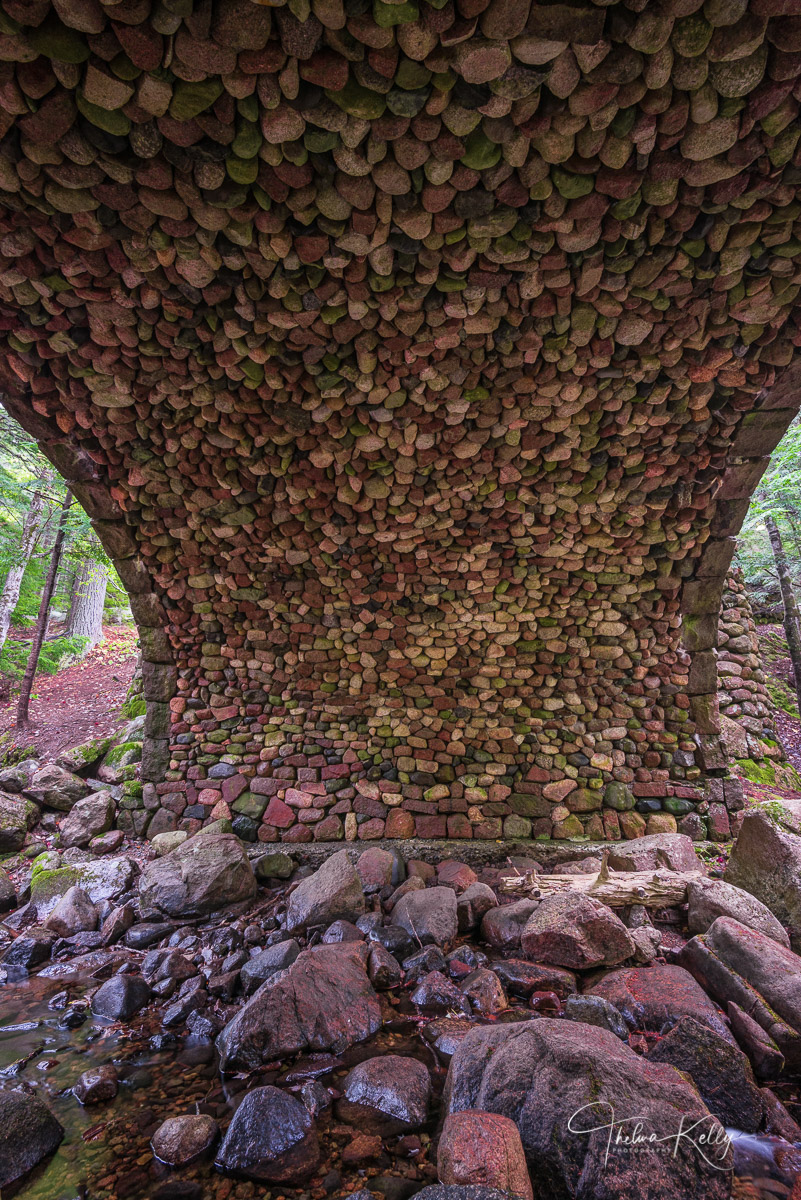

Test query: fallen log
[499,855,704,908]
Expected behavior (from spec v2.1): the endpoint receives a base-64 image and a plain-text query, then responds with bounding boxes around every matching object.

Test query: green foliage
[737,414,801,606]
[765,675,800,718]
[0,634,89,679]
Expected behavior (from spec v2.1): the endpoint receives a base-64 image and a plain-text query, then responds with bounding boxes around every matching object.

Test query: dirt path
[0,625,138,762]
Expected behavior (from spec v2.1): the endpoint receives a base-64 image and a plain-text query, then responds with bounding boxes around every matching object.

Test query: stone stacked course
[1,1,801,843]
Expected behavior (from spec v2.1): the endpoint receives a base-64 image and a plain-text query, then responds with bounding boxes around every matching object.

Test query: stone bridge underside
[1,0,801,845]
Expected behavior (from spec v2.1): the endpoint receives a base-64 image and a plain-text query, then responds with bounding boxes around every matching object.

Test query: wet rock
[357,846,401,893]
[460,968,507,1015]
[681,916,801,1067]
[564,994,628,1039]
[411,970,471,1014]
[444,1021,731,1199]
[607,832,705,873]
[101,903,135,945]
[241,939,300,996]
[0,868,16,913]
[216,1086,320,1183]
[520,893,635,969]
[124,922,175,950]
[44,886,98,937]
[0,1088,64,1188]
[142,948,197,988]
[217,944,381,1071]
[152,1114,219,1166]
[588,964,733,1042]
[0,792,37,851]
[647,1015,762,1132]
[322,919,364,943]
[73,1063,119,1105]
[393,886,458,948]
[457,883,497,932]
[368,924,416,960]
[688,878,789,946]
[414,1189,513,1200]
[727,1002,785,1080]
[403,944,447,982]
[480,900,538,952]
[0,765,31,793]
[438,1110,533,1200]
[59,790,116,849]
[338,1054,431,1134]
[422,1017,477,1064]
[285,850,365,932]
[491,959,577,1000]
[1,926,57,969]
[91,974,150,1021]
[301,1079,331,1119]
[342,1132,383,1164]
[139,833,256,920]
[27,764,89,811]
[368,943,402,989]
[387,876,426,911]
[725,811,801,951]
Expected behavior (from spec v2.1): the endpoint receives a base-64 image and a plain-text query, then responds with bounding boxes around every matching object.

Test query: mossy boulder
[0,792,39,852]
[57,735,114,774]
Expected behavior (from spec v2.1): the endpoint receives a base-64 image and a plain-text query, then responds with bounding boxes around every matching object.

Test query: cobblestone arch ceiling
[1,0,801,843]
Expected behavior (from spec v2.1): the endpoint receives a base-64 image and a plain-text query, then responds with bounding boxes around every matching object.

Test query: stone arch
[0,375,175,787]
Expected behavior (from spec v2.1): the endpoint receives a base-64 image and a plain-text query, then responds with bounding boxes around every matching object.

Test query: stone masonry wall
[2,2,801,844]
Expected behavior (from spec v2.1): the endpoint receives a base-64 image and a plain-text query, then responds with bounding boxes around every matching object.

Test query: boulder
[415,1190,514,1200]
[338,1054,431,1133]
[491,959,577,1000]
[687,877,789,946]
[1,926,57,968]
[285,849,365,931]
[44,886,98,937]
[357,846,401,893]
[607,833,704,873]
[30,855,137,919]
[412,970,472,1014]
[73,1064,118,1105]
[725,810,801,950]
[26,764,89,811]
[58,790,116,848]
[480,901,538,952]
[0,867,15,912]
[564,995,628,1040]
[254,851,294,882]
[588,964,733,1043]
[0,1088,64,1188]
[215,1086,319,1182]
[0,764,31,793]
[520,893,635,969]
[90,829,125,855]
[139,833,256,920]
[444,1021,731,1199]
[679,916,801,1070]
[461,968,508,1016]
[57,735,113,774]
[0,791,38,851]
[91,974,150,1021]
[217,943,381,1072]
[241,939,301,996]
[438,1111,533,1200]
[647,1016,763,1132]
[393,886,458,948]
[152,1114,219,1166]
[368,943,402,989]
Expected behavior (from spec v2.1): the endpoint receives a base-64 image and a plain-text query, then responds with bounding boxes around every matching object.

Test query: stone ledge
[266,838,719,872]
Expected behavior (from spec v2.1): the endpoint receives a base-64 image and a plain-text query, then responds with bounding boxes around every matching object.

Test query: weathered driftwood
[499,857,703,908]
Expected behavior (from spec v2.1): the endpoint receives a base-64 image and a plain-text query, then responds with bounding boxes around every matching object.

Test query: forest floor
[0,624,138,763]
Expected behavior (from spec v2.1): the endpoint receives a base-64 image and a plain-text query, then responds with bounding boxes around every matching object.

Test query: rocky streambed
[3,819,801,1200]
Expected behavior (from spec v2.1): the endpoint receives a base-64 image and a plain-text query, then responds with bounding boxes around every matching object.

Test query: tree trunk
[65,556,107,652]
[765,510,801,714]
[0,467,53,655]
[16,488,72,729]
